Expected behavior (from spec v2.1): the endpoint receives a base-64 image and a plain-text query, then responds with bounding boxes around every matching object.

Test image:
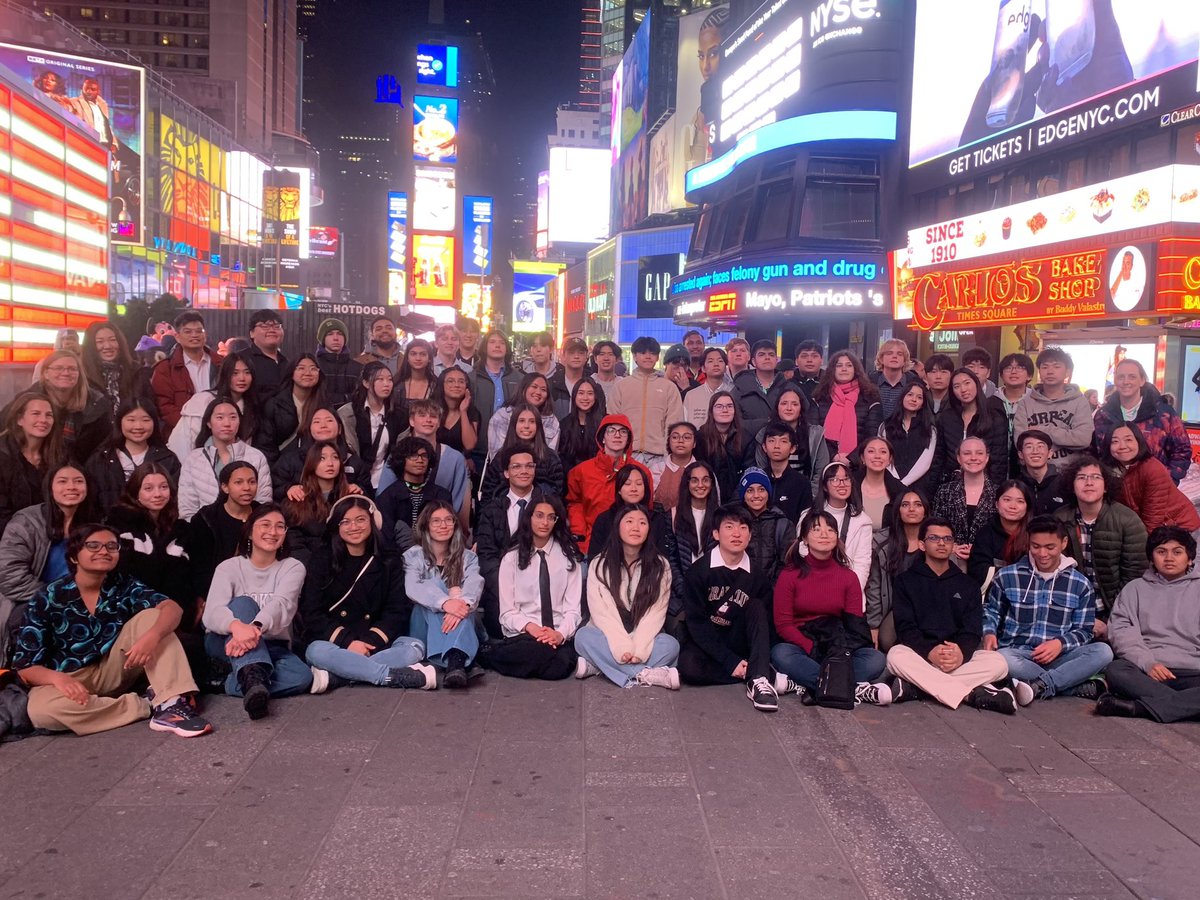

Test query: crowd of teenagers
[1,309,1199,740]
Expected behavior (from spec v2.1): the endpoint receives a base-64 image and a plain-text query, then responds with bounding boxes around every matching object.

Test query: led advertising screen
[309,226,339,258]
[387,191,408,272]
[536,172,550,256]
[612,10,651,231]
[909,0,1200,189]
[549,147,611,244]
[412,95,459,164]
[463,195,493,276]
[713,0,904,158]
[417,44,459,88]
[262,170,301,289]
[670,5,730,208]
[512,261,567,334]
[413,233,455,302]
[0,42,145,244]
[413,165,456,232]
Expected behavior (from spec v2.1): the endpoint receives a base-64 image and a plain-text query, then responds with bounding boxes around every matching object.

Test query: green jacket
[1053,501,1147,617]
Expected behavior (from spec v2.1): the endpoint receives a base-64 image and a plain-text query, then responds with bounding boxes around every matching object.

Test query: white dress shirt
[183,352,212,395]
[497,539,583,638]
[709,546,751,573]
[506,488,534,534]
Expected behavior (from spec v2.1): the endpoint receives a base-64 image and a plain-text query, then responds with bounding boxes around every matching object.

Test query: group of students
[0,312,1198,740]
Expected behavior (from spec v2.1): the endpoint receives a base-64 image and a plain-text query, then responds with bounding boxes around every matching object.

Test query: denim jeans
[304,637,426,686]
[204,596,312,697]
[999,641,1114,698]
[770,642,887,691]
[573,624,680,688]
[409,604,479,667]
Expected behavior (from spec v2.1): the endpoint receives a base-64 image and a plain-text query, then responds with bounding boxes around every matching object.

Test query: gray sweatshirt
[1108,567,1200,672]
[1012,384,1094,461]
[202,556,306,641]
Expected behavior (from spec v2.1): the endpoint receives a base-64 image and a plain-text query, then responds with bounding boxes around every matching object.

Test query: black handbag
[815,649,856,710]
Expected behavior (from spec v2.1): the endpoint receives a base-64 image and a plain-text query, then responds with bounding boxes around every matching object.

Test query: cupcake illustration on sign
[1091,188,1115,222]
[1108,246,1146,313]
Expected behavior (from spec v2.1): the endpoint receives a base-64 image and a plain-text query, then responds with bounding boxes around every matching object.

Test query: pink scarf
[825,381,860,455]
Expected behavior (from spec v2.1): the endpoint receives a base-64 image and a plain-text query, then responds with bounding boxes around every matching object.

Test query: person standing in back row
[246,310,289,397]
[609,337,684,482]
[1013,348,1094,464]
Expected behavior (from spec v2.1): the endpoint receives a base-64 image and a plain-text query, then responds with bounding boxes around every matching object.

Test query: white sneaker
[309,667,330,694]
[575,656,600,680]
[854,681,892,706]
[773,670,802,695]
[635,666,680,690]
[1011,678,1036,707]
[412,662,437,690]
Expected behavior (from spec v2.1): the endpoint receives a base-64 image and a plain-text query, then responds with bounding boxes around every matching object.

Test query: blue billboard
[463,195,493,277]
[387,191,407,272]
[417,44,459,88]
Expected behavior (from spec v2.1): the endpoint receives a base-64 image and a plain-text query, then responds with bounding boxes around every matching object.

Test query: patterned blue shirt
[11,573,168,673]
[983,556,1097,652]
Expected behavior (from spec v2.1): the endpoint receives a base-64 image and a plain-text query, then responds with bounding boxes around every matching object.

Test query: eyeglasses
[429,516,457,527]
[923,535,954,544]
[45,365,79,374]
[1074,473,1105,483]
[828,477,851,486]
[507,463,536,471]
[255,322,282,330]
[83,540,120,552]
[177,327,206,337]
[532,512,558,522]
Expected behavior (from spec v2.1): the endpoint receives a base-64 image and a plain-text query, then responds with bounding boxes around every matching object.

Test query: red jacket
[566,413,651,554]
[1120,457,1200,534]
[150,346,218,430]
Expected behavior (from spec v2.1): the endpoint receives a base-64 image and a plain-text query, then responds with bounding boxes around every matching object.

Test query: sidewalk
[2,677,1199,899]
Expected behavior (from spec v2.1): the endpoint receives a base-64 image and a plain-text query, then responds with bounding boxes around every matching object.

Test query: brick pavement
[2,678,1199,899]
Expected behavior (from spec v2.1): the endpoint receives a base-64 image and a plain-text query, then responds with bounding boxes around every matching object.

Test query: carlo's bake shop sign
[906,246,1147,331]
[907,165,1199,270]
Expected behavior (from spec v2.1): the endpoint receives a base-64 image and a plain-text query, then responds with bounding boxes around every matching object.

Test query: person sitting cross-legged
[300,496,435,693]
[1099,526,1200,722]
[982,515,1114,704]
[678,503,783,712]
[13,524,211,737]
[886,517,1014,713]
[478,493,583,680]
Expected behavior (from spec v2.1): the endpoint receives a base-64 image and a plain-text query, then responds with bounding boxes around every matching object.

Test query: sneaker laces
[751,676,776,697]
[854,682,877,704]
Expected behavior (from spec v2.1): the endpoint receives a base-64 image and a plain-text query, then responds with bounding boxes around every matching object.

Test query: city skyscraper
[579,0,601,111]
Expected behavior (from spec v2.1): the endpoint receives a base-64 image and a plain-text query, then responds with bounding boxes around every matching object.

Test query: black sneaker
[1095,693,1142,718]
[854,681,892,706]
[443,649,469,690]
[149,699,213,737]
[746,677,779,712]
[889,676,922,704]
[966,684,1016,715]
[1029,678,1048,702]
[237,662,271,720]
[386,663,436,690]
[1067,676,1106,701]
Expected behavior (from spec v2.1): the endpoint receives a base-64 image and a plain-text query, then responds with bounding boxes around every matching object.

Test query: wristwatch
[251,620,264,631]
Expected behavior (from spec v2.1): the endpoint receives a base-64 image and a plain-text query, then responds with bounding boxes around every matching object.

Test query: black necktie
[538,549,554,628]
[517,498,528,514]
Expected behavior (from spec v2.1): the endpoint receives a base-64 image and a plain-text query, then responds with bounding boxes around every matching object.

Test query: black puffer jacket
[928,400,1009,490]
[272,437,370,502]
[732,370,787,435]
[747,505,792,584]
[298,547,410,654]
[0,436,46,538]
[316,347,363,409]
[85,444,181,511]
[478,448,565,507]
[255,390,303,465]
[103,504,199,620]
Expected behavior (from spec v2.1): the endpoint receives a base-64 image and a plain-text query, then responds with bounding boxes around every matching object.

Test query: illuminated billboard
[413,165,456,232]
[417,44,459,88]
[536,172,549,256]
[909,0,1200,189]
[386,191,407,303]
[309,226,339,258]
[0,42,145,244]
[549,147,610,244]
[512,260,566,334]
[413,95,459,164]
[0,81,109,362]
[669,5,730,209]
[461,282,494,329]
[413,233,455,302]
[463,195,493,276]
[262,170,302,289]
[611,10,651,231]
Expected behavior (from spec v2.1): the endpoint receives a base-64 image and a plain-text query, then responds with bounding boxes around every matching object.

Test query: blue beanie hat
[737,467,771,500]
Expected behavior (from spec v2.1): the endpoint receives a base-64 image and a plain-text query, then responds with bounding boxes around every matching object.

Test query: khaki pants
[27,608,198,735]
[886,644,1008,709]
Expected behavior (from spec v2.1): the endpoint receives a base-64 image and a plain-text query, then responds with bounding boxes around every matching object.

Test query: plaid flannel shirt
[983,556,1097,652]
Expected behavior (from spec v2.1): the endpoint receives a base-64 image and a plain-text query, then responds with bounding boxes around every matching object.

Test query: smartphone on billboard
[986,0,1031,128]
[1045,0,1095,85]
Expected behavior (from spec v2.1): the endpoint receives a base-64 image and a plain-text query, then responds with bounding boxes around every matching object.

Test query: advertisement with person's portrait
[670,4,729,210]
[909,0,1199,173]
[0,43,144,243]
[1106,244,1151,314]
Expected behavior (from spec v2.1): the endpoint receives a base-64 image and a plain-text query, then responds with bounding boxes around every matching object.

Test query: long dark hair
[103,395,166,451]
[278,352,328,423]
[770,383,811,474]
[80,321,137,403]
[783,509,851,575]
[413,499,467,587]
[327,496,384,579]
[673,460,719,559]
[514,492,582,571]
[500,401,552,462]
[195,395,242,449]
[115,461,180,536]
[212,350,258,439]
[1,390,63,467]
[947,367,995,437]
[697,390,744,461]
[558,376,606,468]
[813,350,880,404]
[995,478,1035,563]
[505,372,555,417]
[594,502,665,629]
[883,488,928,575]
[351,361,395,413]
[431,364,473,425]
[397,338,434,386]
[43,461,93,541]
[1101,421,1153,467]
[883,380,934,447]
[284,440,350,528]
[813,461,862,517]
